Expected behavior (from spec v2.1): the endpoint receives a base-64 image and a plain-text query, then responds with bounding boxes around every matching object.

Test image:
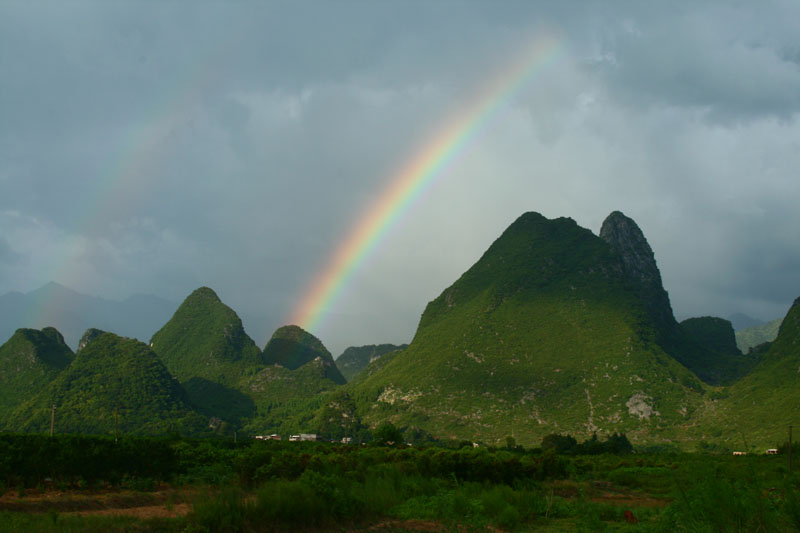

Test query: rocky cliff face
[600,211,677,331]
[599,211,747,385]
[77,328,106,352]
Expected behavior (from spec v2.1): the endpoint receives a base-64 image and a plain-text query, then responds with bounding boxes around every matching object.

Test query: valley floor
[2,434,799,532]
[2,456,796,533]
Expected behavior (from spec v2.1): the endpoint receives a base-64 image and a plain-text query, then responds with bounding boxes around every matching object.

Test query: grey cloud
[588,3,800,122]
[1,1,799,355]
[0,238,21,266]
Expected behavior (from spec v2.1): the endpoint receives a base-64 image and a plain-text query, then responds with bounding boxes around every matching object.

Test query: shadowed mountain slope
[699,297,800,447]
[599,212,732,385]
[241,325,347,435]
[679,317,757,384]
[0,327,73,421]
[681,317,740,355]
[6,332,206,435]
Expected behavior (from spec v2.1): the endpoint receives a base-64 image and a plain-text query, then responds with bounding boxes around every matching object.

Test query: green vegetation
[681,316,740,355]
[541,432,633,455]
[347,212,709,446]
[336,343,408,382]
[149,287,264,386]
[697,297,800,447]
[5,332,206,436]
[3,433,800,532]
[345,344,405,387]
[0,327,73,421]
[147,290,346,433]
[736,317,782,353]
[148,287,265,425]
[262,325,345,384]
[76,328,105,352]
[2,211,798,453]
[243,358,345,437]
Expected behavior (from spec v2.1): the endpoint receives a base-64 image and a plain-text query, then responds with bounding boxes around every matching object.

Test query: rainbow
[25,36,242,334]
[35,36,240,295]
[289,36,563,333]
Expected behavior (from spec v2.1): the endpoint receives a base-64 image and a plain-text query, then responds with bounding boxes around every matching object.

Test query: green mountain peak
[148,287,264,425]
[150,287,263,382]
[349,211,706,446]
[186,286,222,303]
[262,325,345,384]
[0,327,74,421]
[6,332,206,435]
[599,210,675,330]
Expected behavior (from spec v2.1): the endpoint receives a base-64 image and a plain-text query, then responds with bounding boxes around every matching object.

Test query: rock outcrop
[600,211,676,331]
[77,328,106,352]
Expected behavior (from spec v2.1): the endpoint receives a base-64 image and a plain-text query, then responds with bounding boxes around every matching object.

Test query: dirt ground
[0,479,670,528]
[0,486,195,518]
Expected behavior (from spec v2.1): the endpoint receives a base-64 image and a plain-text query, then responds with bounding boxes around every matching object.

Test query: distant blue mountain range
[0,282,178,349]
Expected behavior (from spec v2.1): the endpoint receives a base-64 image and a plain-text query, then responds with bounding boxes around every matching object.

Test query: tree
[605,432,633,454]
[541,433,577,454]
[373,422,403,446]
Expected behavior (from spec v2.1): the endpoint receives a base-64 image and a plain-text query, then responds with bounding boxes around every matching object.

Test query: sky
[1,1,799,356]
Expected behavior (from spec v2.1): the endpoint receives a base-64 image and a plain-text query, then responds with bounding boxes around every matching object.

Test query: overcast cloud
[1,1,798,355]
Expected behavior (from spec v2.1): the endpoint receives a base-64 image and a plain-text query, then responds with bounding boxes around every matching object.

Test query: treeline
[540,432,633,455]
[0,429,640,491]
[0,434,182,488]
[0,433,570,490]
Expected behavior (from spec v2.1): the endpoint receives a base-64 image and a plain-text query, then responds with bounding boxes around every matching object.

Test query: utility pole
[49,405,55,437]
[789,425,793,474]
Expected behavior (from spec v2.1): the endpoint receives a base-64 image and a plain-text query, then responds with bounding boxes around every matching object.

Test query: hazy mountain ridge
[728,312,765,331]
[736,318,782,353]
[0,282,177,350]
